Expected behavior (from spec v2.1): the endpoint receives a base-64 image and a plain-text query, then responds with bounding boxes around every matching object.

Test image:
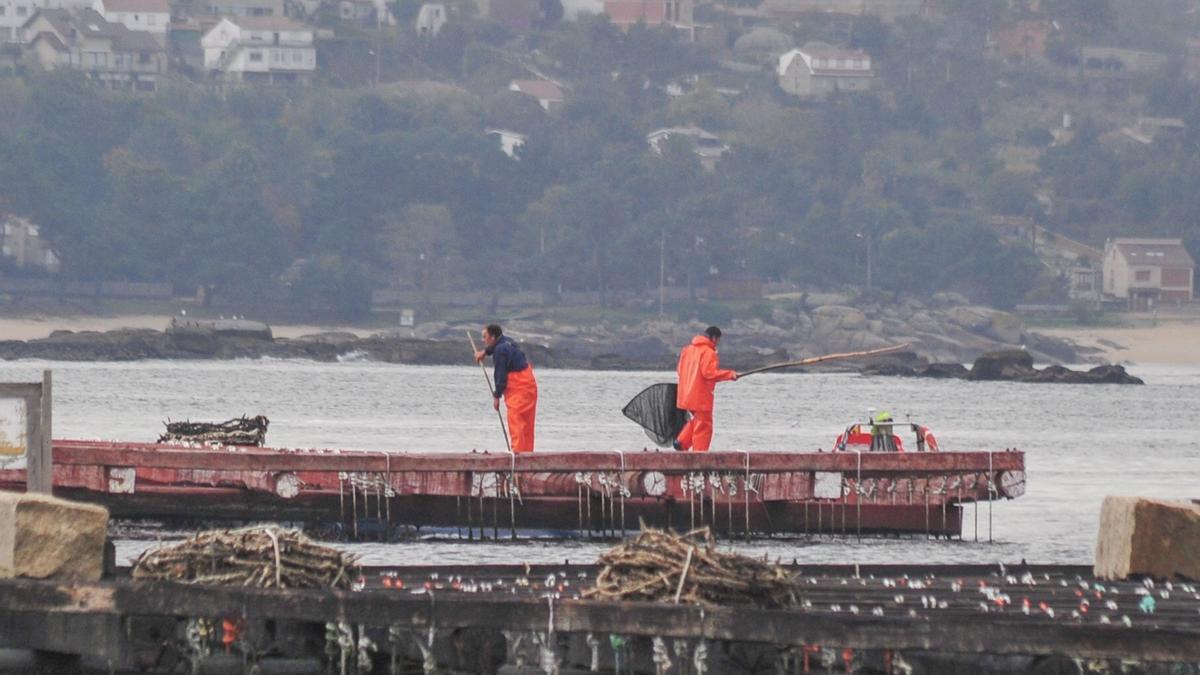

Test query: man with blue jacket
[474,324,538,452]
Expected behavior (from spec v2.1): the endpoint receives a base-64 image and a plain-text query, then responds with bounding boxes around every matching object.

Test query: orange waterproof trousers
[504,366,537,453]
[675,410,713,452]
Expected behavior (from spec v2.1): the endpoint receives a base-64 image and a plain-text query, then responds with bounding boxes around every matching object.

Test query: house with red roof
[603,0,690,31]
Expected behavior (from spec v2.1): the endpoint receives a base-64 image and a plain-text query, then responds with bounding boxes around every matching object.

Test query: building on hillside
[988,19,1054,64]
[1,0,93,42]
[646,126,728,169]
[487,128,526,159]
[91,0,168,41]
[1,216,60,273]
[201,15,315,83]
[202,0,285,18]
[603,0,691,31]
[21,7,165,88]
[1081,46,1169,75]
[414,2,444,34]
[508,78,565,111]
[761,0,933,22]
[1103,238,1195,310]
[778,42,872,98]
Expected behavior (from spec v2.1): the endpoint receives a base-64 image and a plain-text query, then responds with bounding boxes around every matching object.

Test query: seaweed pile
[158,415,269,446]
[584,526,797,608]
[132,526,357,589]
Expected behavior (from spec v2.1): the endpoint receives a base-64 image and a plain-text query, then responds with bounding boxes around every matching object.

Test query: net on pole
[621,383,688,447]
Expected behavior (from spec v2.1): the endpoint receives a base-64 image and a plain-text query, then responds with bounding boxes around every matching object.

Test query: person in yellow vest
[869,411,897,453]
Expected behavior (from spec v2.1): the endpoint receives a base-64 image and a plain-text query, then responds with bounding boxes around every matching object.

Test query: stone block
[1094,496,1200,580]
[0,491,109,581]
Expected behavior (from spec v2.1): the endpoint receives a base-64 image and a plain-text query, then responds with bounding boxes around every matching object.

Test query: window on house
[17,5,27,15]
[292,50,301,62]
[249,50,262,61]
[1135,270,1151,282]
[1162,268,1190,286]
[0,7,7,15]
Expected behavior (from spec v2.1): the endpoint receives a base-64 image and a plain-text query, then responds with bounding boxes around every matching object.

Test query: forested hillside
[2,0,1198,318]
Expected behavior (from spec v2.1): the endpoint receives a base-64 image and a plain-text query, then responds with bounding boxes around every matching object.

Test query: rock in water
[968,349,1036,381]
[1095,497,1200,581]
[0,492,109,581]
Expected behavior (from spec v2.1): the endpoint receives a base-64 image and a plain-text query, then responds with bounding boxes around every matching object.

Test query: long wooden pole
[737,343,911,379]
[467,331,513,454]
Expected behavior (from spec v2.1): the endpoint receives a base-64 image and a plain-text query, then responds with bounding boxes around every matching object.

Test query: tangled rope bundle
[132,526,358,589]
[584,526,798,608]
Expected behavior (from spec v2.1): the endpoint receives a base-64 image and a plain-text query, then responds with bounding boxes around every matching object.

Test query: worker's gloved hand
[732,372,739,381]
[493,397,501,411]
[474,349,486,363]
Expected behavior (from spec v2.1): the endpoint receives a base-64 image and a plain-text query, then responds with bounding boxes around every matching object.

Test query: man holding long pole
[674,325,737,452]
[474,324,538,453]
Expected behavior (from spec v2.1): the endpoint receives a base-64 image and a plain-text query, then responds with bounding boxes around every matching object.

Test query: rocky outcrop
[1095,497,1200,581]
[863,349,1143,384]
[0,293,1094,368]
[0,492,109,581]
[967,349,1037,381]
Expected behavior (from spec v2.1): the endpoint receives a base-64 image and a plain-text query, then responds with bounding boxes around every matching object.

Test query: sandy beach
[1040,321,1200,366]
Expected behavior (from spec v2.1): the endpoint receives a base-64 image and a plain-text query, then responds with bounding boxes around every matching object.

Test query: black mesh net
[621,383,688,447]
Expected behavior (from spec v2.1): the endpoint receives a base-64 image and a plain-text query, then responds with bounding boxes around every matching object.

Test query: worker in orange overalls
[475,324,538,453]
[674,326,737,452]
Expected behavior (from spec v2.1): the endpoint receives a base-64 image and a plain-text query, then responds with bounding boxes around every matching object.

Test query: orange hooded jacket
[676,335,736,412]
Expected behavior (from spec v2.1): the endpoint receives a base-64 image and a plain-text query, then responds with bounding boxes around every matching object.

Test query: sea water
[0,359,1194,567]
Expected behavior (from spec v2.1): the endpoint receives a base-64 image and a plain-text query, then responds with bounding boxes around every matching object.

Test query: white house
[1,0,91,42]
[91,0,168,38]
[486,128,526,159]
[778,42,873,98]
[1103,238,1195,310]
[414,2,444,35]
[201,15,315,83]
[1,215,60,273]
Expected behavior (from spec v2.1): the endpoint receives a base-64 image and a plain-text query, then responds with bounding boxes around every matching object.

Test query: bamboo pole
[467,331,513,454]
[736,343,911,379]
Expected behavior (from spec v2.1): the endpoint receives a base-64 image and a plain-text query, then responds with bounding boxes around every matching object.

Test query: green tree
[377,204,464,299]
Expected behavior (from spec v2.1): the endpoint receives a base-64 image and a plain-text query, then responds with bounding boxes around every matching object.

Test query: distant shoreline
[4,312,1196,367]
[0,314,375,342]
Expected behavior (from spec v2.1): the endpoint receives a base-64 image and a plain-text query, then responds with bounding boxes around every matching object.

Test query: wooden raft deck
[1,564,1197,673]
[0,442,1026,538]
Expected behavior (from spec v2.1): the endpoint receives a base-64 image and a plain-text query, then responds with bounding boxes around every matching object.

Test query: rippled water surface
[1,359,1194,567]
